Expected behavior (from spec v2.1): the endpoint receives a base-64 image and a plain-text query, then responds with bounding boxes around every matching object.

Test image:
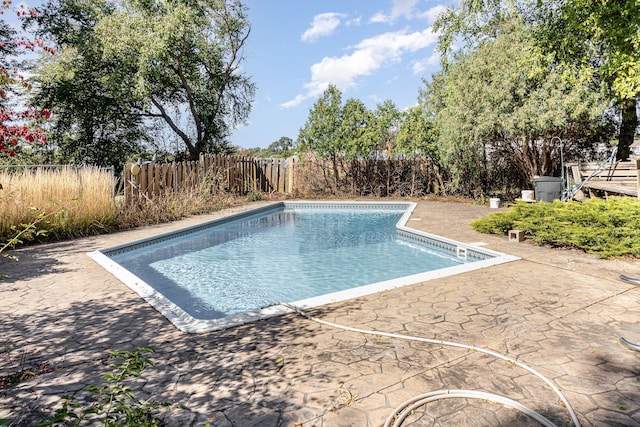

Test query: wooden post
[266,159,273,192]
[287,156,295,194]
[251,158,257,192]
[244,156,248,193]
[124,164,132,202]
[198,153,204,187]
[137,163,146,200]
[152,163,160,198]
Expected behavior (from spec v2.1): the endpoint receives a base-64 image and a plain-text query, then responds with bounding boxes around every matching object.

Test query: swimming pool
[89,201,518,333]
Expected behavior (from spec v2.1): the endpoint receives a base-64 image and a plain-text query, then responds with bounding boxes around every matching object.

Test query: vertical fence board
[140,164,148,198]
[124,165,132,202]
[287,157,295,194]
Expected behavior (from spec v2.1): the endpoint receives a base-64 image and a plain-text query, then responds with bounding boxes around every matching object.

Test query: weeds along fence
[123,153,442,202]
[123,154,295,202]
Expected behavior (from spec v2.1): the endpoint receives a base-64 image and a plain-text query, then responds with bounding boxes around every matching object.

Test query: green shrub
[471,197,640,258]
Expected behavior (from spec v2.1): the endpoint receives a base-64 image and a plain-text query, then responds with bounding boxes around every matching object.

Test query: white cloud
[345,17,362,27]
[280,94,308,109]
[369,12,389,24]
[281,27,438,108]
[391,0,421,19]
[301,12,346,42]
[370,0,421,23]
[417,5,448,25]
[412,51,441,75]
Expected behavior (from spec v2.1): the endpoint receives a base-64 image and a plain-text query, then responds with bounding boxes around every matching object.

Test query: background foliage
[0,0,636,201]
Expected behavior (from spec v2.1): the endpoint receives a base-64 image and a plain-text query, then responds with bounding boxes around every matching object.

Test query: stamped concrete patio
[1,200,639,426]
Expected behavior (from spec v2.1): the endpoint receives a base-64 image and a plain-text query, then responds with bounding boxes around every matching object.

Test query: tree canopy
[262,136,295,158]
[544,0,640,159]
[423,18,609,194]
[96,0,255,159]
[434,0,639,160]
[29,0,255,167]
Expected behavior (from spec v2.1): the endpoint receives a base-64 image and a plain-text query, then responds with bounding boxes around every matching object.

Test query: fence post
[123,164,131,202]
[286,156,296,194]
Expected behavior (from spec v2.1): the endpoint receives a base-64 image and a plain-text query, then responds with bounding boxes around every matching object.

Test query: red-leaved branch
[0,108,50,156]
[0,1,55,157]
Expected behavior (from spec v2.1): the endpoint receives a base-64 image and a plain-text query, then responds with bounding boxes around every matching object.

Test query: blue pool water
[109,205,476,320]
[90,202,518,332]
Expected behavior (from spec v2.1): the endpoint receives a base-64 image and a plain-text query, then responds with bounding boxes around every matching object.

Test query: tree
[545,0,640,160]
[298,84,344,192]
[30,0,255,166]
[96,0,255,159]
[426,18,608,195]
[435,0,639,160]
[396,106,445,193]
[395,105,440,162]
[263,136,295,158]
[28,0,145,168]
[340,98,374,160]
[365,100,401,157]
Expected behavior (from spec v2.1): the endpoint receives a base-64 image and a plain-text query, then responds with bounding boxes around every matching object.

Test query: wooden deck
[568,159,640,198]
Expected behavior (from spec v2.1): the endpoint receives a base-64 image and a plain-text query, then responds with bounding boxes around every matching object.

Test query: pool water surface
[89,201,518,332]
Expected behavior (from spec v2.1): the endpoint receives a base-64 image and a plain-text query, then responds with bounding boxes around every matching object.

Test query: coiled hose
[268,302,581,427]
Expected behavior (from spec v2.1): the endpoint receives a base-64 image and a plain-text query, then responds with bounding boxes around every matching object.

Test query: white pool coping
[88,201,520,333]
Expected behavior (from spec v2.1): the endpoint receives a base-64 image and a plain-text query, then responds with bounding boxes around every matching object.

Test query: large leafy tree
[395,106,446,194]
[298,84,344,192]
[435,0,639,160]
[96,0,255,159]
[542,0,640,159]
[28,0,145,168]
[340,98,374,160]
[426,18,608,194]
[30,0,255,166]
[395,106,438,159]
[366,100,401,156]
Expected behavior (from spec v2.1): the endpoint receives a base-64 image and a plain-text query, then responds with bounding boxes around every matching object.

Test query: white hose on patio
[385,389,556,427]
[270,302,581,427]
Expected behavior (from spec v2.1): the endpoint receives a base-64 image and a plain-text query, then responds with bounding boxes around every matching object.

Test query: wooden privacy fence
[123,154,296,202]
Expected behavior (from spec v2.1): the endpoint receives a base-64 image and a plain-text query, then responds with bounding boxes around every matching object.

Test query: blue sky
[6,0,449,150]
[234,0,447,149]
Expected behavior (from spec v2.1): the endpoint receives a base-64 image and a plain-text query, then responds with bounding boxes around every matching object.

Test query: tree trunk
[617,99,638,161]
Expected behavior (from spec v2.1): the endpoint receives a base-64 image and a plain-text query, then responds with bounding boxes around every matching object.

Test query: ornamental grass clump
[471,197,640,259]
[0,167,118,243]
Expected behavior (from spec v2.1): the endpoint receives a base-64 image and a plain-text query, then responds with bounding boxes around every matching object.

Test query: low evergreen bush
[471,197,640,258]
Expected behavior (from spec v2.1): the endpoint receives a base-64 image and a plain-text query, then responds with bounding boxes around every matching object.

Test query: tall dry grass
[0,167,118,243]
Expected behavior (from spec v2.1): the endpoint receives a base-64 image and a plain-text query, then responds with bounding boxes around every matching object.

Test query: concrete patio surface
[1,199,639,426]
